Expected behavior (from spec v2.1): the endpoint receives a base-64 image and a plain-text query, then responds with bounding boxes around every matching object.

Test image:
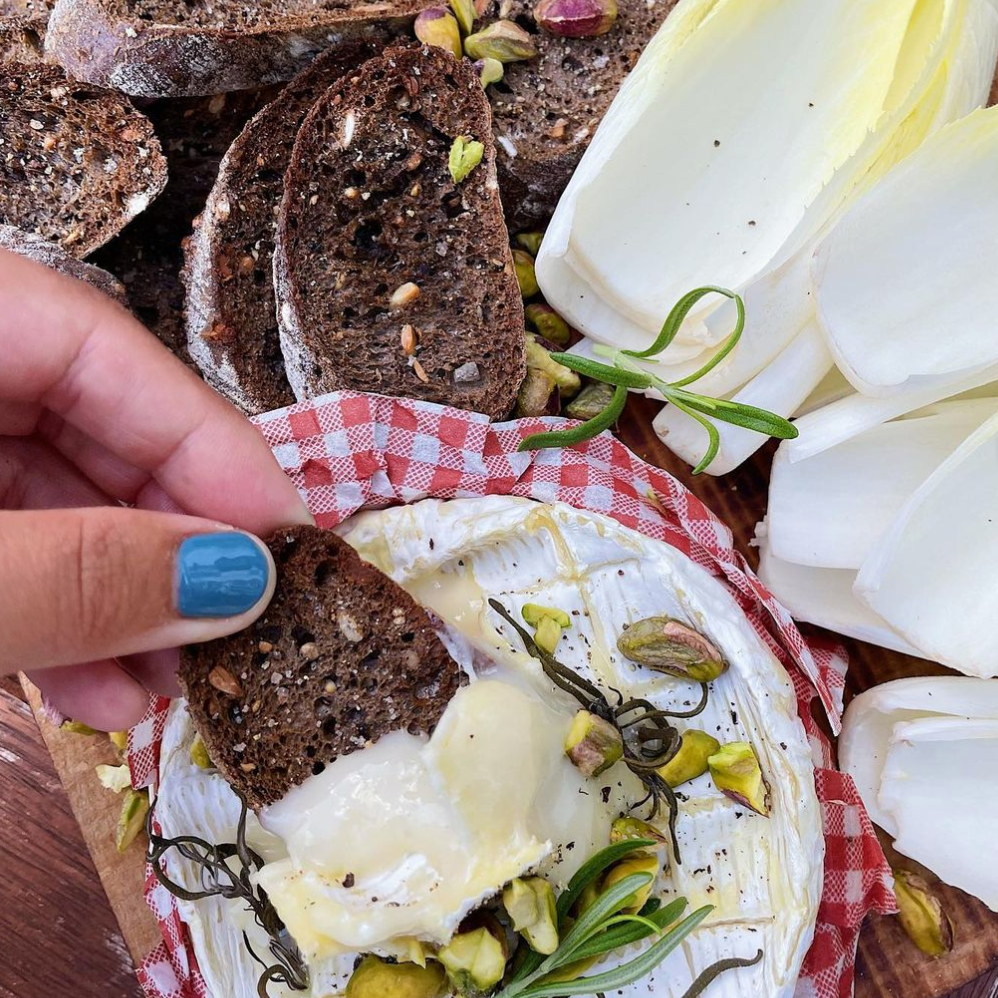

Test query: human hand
[0,249,311,729]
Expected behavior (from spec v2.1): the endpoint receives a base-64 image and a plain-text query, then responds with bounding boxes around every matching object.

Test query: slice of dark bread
[179,526,463,810]
[184,41,380,415]
[44,0,427,98]
[275,45,525,420]
[0,224,127,303]
[488,0,678,230]
[91,87,279,365]
[0,64,167,257]
[0,0,50,62]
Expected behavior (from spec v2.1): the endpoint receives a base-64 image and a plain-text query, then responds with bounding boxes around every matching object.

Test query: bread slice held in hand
[184,41,380,415]
[44,0,427,98]
[0,223,128,303]
[0,65,166,256]
[275,45,525,420]
[179,526,463,810]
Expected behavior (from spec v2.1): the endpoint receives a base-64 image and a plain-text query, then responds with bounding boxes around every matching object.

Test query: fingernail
[176,533,271,618]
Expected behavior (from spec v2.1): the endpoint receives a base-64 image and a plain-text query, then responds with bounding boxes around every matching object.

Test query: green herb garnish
[518,286,799,473]
[497,838,763,998]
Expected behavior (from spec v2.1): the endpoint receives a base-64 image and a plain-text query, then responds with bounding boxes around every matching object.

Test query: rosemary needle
[517,286,798,473]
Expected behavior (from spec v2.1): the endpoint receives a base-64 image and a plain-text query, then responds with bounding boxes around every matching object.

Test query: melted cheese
[254,680,619,960]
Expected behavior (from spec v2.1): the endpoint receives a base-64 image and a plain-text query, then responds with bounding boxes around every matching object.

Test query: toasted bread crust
[179,526,463,810]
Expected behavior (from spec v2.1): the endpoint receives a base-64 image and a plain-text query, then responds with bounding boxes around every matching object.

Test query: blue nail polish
[176,533,270,618]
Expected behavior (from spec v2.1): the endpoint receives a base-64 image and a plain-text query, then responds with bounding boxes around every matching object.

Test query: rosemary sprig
[518,286,799,473]
[489,599,711,862]
[146,799,309,998]
[498,838,763,998]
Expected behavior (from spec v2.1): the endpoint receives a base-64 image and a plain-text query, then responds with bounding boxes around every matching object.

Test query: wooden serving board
[9,396,998,998]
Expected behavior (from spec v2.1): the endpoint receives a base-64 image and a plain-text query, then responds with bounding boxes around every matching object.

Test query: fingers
[27,660,152,731]
[0,507,277,673]
[0,250,309,534]
[0,436,111,510]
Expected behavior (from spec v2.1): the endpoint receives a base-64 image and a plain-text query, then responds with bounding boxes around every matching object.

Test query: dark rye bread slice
[0,64,167,257]
[179,526,463,809]
[488,0,678,231]
[0,223,128,303]
[184,41,380,415]
[0,0,50,62]
[44,0,427,98]
[275,45,526,420]
[91,87,280,364]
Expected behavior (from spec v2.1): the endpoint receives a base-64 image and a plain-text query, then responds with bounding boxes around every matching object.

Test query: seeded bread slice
[0,64,167,257]
[488,0,678,230]
[275,45,525,420]
[0,224,127,303]
[184,41,379,415]
[179,526,463,810]
[0,0,50,62]
[91,88,279,365]
[44,0,427,98]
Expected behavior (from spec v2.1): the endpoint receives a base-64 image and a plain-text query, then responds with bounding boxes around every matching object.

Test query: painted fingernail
[176,533,271,618]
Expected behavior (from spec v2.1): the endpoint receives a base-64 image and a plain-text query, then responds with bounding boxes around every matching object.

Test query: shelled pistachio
[708,742,770,816]
[565,709,624,777]
[657,730,721,788]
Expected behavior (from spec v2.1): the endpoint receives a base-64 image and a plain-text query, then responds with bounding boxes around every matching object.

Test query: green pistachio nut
[116,788,150,852]
[345,955,448,998]
[894,870,954,958]
[601,853,660,914]
[525,335,581,395]
[609,816,669,847]
[512,249,540,298]
[656,729,721,788]
[565,710,623,777]
[109,730,128,751]
[616,616,727,682]
[524,303,570,345]
[450,0,477,33]
[564,382,616,421]
[534,0,618,37]
[449,135,485,184]
[522,603,572,628]
[438,926,507,995]
[62,720,98,735]
[515,367,559,418]
[474,57,504,87]
[534,615,563,655]
[463,20,538,63]
[503,877,559,954]
[515,230,545,256]
[190,733,213,770]
[708,742,770,816]
[414,7,463,58]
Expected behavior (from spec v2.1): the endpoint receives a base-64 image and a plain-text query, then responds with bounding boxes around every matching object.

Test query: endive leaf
[815,104,998,396]
[855,411,998,677]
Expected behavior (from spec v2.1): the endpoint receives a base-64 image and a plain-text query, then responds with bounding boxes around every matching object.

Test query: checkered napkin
[128,391,895,998]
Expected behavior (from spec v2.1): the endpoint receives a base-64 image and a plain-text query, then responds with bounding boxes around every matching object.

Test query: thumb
[0,507,277,672]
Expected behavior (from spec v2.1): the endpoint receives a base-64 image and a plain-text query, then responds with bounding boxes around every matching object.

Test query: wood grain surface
[0,398,995,998]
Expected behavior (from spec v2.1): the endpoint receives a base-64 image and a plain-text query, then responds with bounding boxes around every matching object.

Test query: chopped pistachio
[414,7,463,58]
[109,731,128,751]
[96,763,132,794]
[525,303,570,345]
[449,0,476,33]
[345,955,447,998]
[616,616,727,682]
[564,382,616,421]
[190,733,213,770]
[449,135,485,184]
[894,870,954,958]
[708,742,770,816]
[515,367,558,417]
[534,615,564,655]
[525,335,581,395]
[565,710,623,777]
[516,230,545,256]
[116,788,150,852]
[62,720,98,735]
[512,248,540,298]
[535,0,618,37]
[474,57,504,87]
[657,729,721,788]
[438,926,507,994]
[602,853,660,913]
[522,603,572,628]
[463,19,538,63]
[609,816,669,847]
[504,876,559,954]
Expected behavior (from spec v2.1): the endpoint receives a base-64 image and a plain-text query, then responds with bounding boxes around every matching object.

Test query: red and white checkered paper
[128,391,895,998]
